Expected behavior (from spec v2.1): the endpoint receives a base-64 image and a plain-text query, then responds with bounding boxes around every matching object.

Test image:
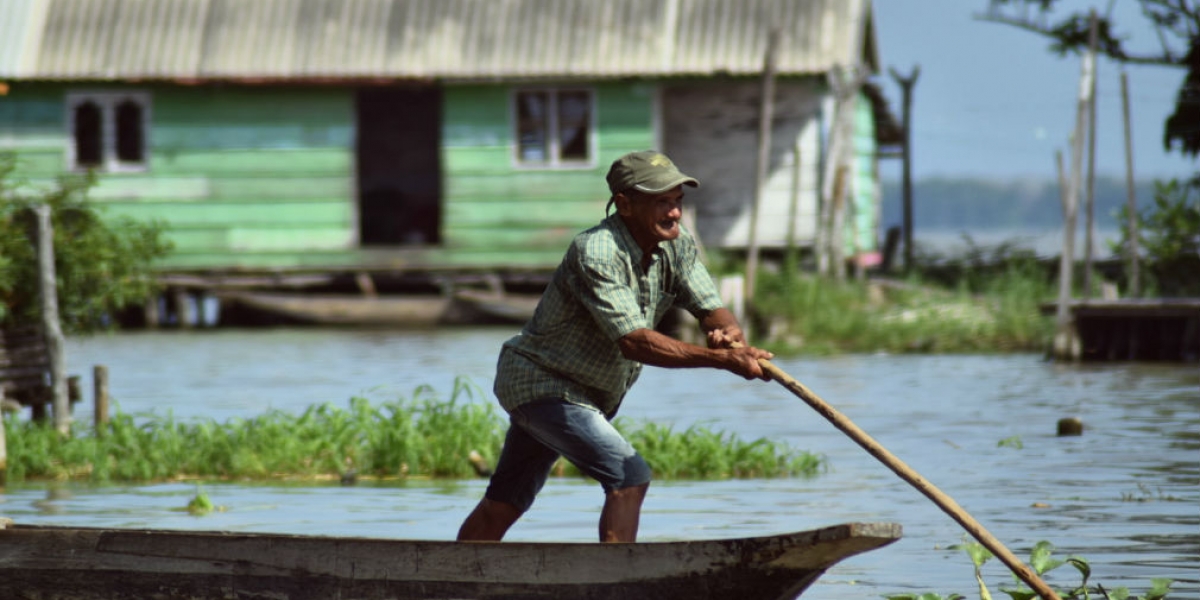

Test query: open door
[356,87,442,246]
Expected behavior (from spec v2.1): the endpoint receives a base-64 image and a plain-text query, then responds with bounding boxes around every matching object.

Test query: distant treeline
[881,177,1161,231]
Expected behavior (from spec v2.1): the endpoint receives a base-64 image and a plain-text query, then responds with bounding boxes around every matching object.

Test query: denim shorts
[484,398,652,513]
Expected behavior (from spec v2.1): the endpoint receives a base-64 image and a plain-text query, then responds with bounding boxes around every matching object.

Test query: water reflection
[0,328,1195,599]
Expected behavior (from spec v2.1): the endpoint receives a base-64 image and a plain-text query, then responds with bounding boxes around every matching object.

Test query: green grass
[2,378,823,483]
[749,260,1056,355]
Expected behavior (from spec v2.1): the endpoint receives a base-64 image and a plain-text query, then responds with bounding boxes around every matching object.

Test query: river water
[3,327,1197,599]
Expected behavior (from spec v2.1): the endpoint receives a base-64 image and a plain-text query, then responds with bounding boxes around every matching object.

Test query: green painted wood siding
[2,81,661,271]
[0,83,357,269]
[440,82,657,265]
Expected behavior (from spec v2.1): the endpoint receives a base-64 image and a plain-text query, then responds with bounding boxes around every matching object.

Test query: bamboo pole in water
[738,345,1063,600]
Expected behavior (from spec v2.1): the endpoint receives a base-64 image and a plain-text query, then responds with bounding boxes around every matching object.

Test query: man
[456,150,774,543]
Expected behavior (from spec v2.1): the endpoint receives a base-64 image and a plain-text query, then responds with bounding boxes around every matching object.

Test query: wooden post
[1120,71,1140,298]
[745,26,781,321]
[817,70,851,276]
[1,401,7,485]
[93,365,109,434]
[1082,11,1099,298]
[34,205,70,434]
[143,294,161,329]
[1054,9,1096,361]
[173,288,195,329]
[1054,151,1079,360]
[785,141,801,265]
[889,67,920,274]
[831,165,850,281]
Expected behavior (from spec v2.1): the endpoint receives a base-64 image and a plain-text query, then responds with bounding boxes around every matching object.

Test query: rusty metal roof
[2,0,879,81]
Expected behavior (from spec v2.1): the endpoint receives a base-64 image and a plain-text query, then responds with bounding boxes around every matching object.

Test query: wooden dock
[1041,298,1200,361]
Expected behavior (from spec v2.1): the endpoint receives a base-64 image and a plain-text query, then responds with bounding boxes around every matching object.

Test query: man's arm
[616,308,773,380]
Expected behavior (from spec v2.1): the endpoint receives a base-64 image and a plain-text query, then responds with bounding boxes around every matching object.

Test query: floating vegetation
[185,487,221,516]
[997,435,1024,449]
[2,378,823,484]
[1120,483,1182,503]
[885,538,1173,600]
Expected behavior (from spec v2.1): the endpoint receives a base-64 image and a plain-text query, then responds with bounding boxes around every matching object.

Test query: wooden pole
[745,26,781,320]
[817,70,848,277]
[743,347,1064,600]
[34,205,70,435]
[1054,12,1095,361]
[0,400,7,486]
[785,141,801,265]
[819,70,865,280]
[1082,11,1099,298]
[830,165,850,281]
[1055,151,1078,360]
[1120,71,1140,298]
[93,364,109,434]
[889,67,920,274]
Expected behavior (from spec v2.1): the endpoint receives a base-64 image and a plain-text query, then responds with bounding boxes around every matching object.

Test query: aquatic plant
[884,538,1173,600]
[1,378,823,483]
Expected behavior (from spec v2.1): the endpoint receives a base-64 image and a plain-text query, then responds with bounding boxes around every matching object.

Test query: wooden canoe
[219,292,456,327]
[0,520,901,600]
[453,289,541,324]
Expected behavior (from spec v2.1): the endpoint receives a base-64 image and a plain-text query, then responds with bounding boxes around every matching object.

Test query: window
[66,91,151,172]
[513,88,593,167]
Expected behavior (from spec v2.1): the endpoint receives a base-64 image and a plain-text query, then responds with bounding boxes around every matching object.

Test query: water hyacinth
[2,378,823,483]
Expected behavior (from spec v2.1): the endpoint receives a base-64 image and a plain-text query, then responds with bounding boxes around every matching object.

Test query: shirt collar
[605,213,663,265]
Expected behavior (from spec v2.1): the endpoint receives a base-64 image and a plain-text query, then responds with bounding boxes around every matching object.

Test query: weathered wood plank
[444,226,579,250]
[445,199,605,226]
[107,201,352,226]
[152,148,353,176]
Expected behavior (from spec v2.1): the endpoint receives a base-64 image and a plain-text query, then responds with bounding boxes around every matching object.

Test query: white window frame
[65,90,152,173]
[510,87,596,169]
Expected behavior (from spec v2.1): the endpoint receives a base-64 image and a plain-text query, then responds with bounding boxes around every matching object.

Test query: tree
[0,153,173,334]
[979,0,1200,156]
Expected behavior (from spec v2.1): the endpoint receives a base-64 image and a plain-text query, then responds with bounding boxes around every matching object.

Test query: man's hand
[706,324,746,349]
[725,344,774,381]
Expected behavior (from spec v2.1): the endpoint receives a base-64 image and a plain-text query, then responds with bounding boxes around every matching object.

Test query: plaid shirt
[494,213,723,416]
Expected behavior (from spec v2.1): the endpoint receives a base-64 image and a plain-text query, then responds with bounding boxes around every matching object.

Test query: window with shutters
[66,91,151,172]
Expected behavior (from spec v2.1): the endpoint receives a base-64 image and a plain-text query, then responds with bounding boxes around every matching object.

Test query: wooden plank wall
[2,81,660,273]
[662,78,826,250]
[0,84,359,270]
[440,82,657,267]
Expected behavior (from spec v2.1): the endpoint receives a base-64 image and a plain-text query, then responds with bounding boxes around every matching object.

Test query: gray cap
[606,150,700,194]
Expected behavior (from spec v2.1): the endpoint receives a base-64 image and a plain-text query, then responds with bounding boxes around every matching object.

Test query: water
[3,327,1197,599]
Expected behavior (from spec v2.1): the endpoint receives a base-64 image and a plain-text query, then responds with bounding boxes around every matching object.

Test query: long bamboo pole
[740,346,1063,600]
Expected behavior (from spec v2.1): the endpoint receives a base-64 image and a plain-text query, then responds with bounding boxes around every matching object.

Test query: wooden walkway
[1041,298,1200,361]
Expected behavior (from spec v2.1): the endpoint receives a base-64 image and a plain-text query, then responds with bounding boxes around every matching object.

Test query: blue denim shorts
[484,398,652,513]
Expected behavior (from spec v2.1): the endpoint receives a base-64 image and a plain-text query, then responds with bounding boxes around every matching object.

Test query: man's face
[617,186,685,249]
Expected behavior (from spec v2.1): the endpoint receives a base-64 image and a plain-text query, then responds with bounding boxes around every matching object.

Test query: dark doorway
[356,87,442,246]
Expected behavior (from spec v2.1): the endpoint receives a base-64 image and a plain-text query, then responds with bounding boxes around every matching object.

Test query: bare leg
[457,498,523,541]
[598,483,649,542]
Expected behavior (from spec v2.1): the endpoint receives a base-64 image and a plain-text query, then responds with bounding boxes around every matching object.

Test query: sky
[872,0,1197,182]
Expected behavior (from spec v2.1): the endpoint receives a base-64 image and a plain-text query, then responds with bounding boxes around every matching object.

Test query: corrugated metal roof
[5,0,878,81]
[0,0,46,78]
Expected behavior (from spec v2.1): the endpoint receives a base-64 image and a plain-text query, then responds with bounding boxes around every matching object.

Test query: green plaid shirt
[494,213,723,416]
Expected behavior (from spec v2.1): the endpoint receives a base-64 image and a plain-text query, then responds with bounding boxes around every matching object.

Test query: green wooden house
[1,0,899,295]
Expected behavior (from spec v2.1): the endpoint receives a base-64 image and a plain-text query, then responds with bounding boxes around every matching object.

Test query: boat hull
[0,521,900,600]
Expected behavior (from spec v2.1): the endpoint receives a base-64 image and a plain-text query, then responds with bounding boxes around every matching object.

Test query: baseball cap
[606,150,700,194]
